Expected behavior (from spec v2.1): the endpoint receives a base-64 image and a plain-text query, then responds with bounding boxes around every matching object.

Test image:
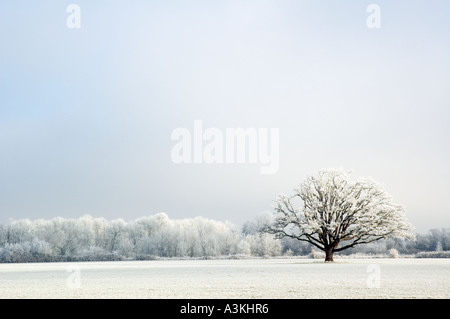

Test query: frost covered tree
[265,168,414,261]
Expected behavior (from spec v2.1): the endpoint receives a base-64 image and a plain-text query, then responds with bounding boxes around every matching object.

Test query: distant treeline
[0,214,281,263]
[0,213,449,263]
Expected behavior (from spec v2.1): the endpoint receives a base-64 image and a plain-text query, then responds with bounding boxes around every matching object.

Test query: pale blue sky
[1,1,449,232]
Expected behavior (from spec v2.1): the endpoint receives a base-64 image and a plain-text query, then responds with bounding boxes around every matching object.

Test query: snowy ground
[0,258,449,299]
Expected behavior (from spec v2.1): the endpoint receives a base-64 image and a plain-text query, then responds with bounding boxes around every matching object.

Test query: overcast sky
[1,1,449,232]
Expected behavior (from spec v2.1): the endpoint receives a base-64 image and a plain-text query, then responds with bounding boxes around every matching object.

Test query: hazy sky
[1,1,449,232]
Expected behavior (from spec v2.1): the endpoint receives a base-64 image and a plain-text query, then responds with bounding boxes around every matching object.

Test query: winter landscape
[1,1,450,302]
[1,210,450,299]
[1,170,450,299]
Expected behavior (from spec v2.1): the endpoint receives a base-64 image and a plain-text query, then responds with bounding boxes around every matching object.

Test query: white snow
[0,258,449,298]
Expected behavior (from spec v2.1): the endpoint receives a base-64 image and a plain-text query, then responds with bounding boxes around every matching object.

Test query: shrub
[310,249,325,259]
[389,248,399,258]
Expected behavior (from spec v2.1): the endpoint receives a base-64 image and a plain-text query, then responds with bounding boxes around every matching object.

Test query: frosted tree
[105,219,127,253]
[44,218,81,257]
[265,168,414,261]
[244,233,282,257]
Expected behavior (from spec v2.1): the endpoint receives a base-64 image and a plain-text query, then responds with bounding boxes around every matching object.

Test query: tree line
[0,213,448,263]
[0,213,281,263]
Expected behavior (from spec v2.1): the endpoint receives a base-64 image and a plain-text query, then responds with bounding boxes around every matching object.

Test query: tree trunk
[325,247,334,262]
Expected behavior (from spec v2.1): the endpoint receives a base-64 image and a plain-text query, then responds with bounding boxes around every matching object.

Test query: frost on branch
[264,168,414,261]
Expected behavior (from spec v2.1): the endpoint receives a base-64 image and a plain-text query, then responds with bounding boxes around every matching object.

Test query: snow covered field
[0,258,449,299]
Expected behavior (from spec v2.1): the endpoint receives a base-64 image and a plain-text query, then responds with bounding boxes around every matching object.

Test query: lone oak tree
[265,169,414,261]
